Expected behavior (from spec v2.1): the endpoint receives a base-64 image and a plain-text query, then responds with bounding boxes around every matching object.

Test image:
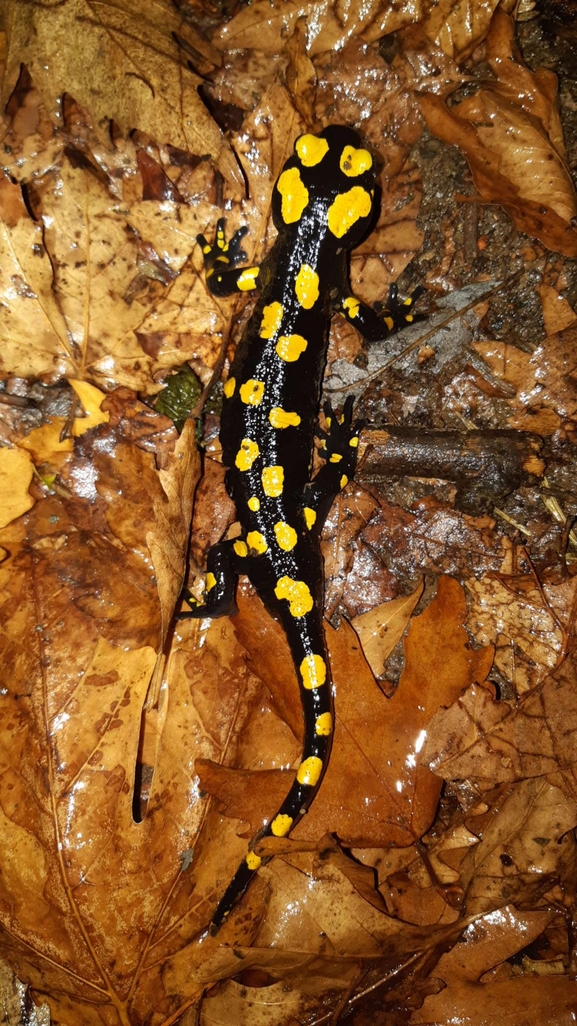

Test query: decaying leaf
[422,0,515,60]
[0,393,201,1023]
[424,653,577,798]
[1,0,242,194]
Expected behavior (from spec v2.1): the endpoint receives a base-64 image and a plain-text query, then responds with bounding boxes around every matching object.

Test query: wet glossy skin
[183,125,422,932]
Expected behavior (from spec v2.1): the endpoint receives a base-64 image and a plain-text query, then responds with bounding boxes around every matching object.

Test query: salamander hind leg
[302,396,364,534]
[177,540,239,619]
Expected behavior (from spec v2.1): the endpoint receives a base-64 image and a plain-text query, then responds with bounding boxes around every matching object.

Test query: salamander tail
[210,613,333,933]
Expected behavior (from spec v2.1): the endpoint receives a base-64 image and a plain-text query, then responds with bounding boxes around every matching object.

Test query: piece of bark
[357,428,545,514]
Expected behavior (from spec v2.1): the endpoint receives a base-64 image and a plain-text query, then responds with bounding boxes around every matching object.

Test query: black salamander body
[183,126,422,932]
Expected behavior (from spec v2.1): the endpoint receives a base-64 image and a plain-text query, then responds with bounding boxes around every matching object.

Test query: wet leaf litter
[0,1,576,1024]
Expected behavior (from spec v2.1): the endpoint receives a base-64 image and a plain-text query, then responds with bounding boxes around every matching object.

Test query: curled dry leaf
[420,10,577,256]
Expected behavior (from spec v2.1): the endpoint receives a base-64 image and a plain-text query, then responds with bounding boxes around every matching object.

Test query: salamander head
[271,125,378,249]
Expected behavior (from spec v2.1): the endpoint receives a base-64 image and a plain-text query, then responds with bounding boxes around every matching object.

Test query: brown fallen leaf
[422,0,514,60]
[458,779,577,914]
[352,579,425,678]
[163,851,468,1020]
[432,905,556,982]
[198,577,493,858]
[465,573,577,694]
[538,282,577,336]
[0,155,225,388]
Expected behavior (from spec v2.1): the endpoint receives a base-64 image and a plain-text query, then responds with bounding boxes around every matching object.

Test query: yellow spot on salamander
[274,576,313,617]
[271,813,293,836]
[340,474,349,489]
[295,264,319,309]
[274,521,297,551]
[235,438,260,471]
[260,301,284,339]
[300,653,327,690]
[340,145,373,177]
[223,377,236,398]
[327,187,372,239]
[296,756,323,787]
[343,296,360,318]
[349,436,359,447]
[248,496,260,512]
[237,266,259,291]
[203,244,211,255]
[276,334,308,362]
[405,314,414,322]
[383,315,394,331]
[234,540,248,557]
[315,712,332,736]
[303,507,317,530]
[295,134,329,167]
[262,465,284,497]
[269,407,301,429]
[276,167,309,224]
[329,453,342,463]
[246,851,262,870]
[247,530,268,554]
[206,572,217,592]
[239,379,265,405]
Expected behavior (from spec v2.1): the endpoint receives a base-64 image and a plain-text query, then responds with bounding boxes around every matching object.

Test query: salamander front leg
[197,217,261,298]
[177,540,239,619]
[341,282,426,343]
[302,396,364,535]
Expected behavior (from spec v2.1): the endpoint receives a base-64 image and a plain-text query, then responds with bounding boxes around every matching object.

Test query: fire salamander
[181,125,423,933]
